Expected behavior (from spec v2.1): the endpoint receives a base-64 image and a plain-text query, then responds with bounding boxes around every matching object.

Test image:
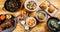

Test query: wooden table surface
[0,0,60,32]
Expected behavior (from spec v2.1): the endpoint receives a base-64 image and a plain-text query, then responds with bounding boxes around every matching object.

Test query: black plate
[4,0,21,12]
[47,17,60,32]
[0,14,14,24]
[0,14,17,32]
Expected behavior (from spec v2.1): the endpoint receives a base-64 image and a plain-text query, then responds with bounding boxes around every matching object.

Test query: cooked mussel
[4,0,22,12]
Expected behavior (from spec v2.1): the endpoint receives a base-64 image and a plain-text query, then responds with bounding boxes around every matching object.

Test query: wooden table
[0,0,60,32]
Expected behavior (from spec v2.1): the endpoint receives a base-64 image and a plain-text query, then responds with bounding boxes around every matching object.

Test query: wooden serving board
[0,0,60,32]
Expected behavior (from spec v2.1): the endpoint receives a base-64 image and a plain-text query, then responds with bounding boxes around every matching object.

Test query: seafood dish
[36,11,48,22]
[4,0,22,12]
[26,17,36,27]
[0,14,16,32]
[25,0,39,11]
[47,17,60,32]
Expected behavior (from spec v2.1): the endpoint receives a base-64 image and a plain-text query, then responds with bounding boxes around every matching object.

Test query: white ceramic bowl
[26,17,36,27]
[24,0,39,11]
[36,11,48,22]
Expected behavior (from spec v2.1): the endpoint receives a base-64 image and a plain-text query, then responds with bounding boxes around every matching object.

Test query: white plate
[45,7,58,16]
[26,17,36,27]
[24,0,39,11]
[39,1,58,16]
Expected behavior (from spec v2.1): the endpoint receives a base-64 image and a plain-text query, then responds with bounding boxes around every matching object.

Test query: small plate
[45,6,58,16]
[39,1,49,10]
[4,0,22,12]
[17,16,25,26]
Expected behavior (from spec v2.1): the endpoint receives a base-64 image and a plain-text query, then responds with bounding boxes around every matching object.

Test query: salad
[36,11,47,22]
[26,1,37,10]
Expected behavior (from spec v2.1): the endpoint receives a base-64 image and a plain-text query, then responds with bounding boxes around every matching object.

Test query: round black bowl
[47,17,60,32]
[4,0,21,12]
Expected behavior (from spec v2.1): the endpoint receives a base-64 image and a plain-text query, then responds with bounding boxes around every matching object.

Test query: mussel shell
[4,0,21,12]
